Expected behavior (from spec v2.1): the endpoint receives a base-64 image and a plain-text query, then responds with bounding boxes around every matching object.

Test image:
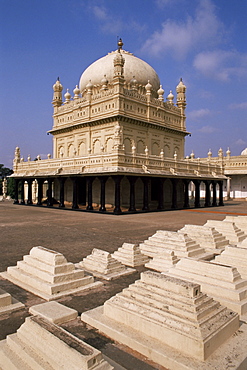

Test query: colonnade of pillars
[13,176,224,214]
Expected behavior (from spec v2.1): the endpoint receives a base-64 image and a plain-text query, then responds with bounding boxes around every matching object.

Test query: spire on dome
[118,38,123,52]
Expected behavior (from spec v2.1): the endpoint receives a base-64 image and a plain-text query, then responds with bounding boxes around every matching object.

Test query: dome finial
[118,37,123,51]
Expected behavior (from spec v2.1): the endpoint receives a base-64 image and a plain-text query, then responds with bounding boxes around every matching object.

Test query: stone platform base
[81,306,247,370]
[1,271,102,301]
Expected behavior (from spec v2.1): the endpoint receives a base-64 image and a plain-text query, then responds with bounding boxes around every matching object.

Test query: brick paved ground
[0,200,246,369]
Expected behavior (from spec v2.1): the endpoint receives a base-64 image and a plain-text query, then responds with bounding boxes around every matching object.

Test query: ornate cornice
[48,115,189,137]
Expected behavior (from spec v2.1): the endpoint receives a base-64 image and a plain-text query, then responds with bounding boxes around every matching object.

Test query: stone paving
[0,200,247,369]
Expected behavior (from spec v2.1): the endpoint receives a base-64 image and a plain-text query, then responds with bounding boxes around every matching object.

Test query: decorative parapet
[11,152,225,180]
[200,154,247,175]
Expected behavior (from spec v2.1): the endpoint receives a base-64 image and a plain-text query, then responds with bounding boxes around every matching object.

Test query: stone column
[113,175,123,214]
[194,180,201,208]
[47,178,53,207]
[204,180,211,207]
[59,178,66,208]
[211,181,217,207]
[183,179,190,208]
[99,176,108,212]
[171,179,178,209]
[218,180,224,206]
[13,179,19,204]
[37,178,44,206]
[157,178,165,210]
[127,176,137,212]
[72,177,79,209]
[86,177,94,211]
[142,177,149,211]
[27,179,33,205]
[20,179,25,205]
[226,177,231,200]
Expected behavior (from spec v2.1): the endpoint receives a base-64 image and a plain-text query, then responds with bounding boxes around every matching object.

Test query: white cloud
[88,4,123,34]
[89,4,146,35]
[198,125,217,134]
[141,0,224,58]
[235,139,246,146]
[187,108,210,120]
[193,50,247,81]
[229,102,247,110]
[92,5,108,21]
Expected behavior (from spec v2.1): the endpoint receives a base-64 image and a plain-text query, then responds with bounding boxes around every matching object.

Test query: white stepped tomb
[79,248,135,280]
[0,315,113,370]
[145,250,179,272]
[214,240,247,280]
[204,220,246,245]
[167,258,247,318]
[1,246,102,300]
[0,288,24,315]
[112,242,149,267]
[224,215,247,233]
[81,271,246,369]
[178,224,229,254]
[140,230,209,259]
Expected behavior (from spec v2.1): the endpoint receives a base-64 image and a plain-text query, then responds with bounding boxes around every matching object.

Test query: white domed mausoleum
[12,40,226,213]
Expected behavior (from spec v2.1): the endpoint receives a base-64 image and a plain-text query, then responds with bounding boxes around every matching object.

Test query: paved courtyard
[0,200,246,369]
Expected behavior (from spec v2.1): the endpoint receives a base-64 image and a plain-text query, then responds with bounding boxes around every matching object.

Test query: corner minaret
[176,78,186,129]
[52,78,63,111]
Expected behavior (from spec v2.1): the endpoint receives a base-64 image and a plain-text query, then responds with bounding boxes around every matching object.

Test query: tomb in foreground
[81,271,244,369]
[1,246,102,300]
[0,315,113,370]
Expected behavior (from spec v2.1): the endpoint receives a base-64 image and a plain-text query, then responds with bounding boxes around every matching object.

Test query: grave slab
[29,301,78,325]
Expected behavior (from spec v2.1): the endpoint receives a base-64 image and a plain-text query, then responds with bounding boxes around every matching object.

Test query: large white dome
[79,49,160,92]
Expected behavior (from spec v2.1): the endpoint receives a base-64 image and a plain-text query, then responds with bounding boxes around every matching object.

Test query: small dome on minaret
[52,77,63,107]
[53,77,63,92]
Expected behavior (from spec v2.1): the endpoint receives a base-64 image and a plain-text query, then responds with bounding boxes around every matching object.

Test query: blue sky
[0,0,246,168]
